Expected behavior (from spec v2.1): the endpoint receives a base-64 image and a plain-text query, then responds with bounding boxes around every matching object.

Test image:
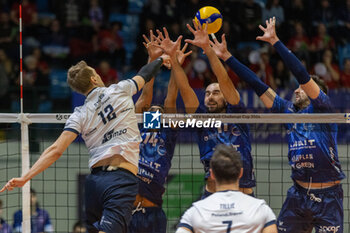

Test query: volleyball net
[0,113,349,233]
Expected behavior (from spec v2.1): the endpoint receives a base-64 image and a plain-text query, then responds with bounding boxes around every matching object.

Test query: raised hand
[0,177,26,192]
[256,17,279,45]
[155,27,183,59]
[209,34,232,61]
[176,43,192,65]
[142,30,163,61]
[185,19,210,51]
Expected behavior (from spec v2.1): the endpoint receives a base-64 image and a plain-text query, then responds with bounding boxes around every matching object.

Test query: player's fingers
[256,36,264,41]
[163,27,170,39]
[184,50,192,57]
[192,19,199,30]
[184,39,195,45]
[186,24,196,34]
[204,22,208,32]
[266,19,269,26]
[273,16,276,26]
[209,40,215,47]
[150,30,155,42]
[156,29,164,40]
[259,25,266,32]
[142,42,148,49]
[0,185,6,192]
[175,35,183,45]
[182,43,188,52]
[142,34,150,43]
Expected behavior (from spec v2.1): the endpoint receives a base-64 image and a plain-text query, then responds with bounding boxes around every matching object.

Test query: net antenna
[19,4,31,233]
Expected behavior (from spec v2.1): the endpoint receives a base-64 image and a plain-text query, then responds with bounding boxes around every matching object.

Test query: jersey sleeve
[310,90,333,113]
[259,202,277,229]
[63,108,82,135]
[177,206,196,233]
[271,94,292,113]
[114,79,138,96]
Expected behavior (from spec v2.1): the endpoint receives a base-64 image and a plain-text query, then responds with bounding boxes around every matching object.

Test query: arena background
[0,0,350,232]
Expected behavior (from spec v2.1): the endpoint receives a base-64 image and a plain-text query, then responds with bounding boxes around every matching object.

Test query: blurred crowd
[1,0,350,113]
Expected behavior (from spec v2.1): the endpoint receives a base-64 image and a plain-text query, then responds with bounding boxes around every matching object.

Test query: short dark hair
[210,144,242,184]
[310,75,328,94]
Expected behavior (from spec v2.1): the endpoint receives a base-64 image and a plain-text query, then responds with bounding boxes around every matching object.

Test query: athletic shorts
[85,167,138,233]
[277,183,343,233]
[128,207,167,233]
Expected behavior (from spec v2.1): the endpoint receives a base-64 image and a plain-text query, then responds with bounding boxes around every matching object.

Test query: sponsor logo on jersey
[319,225,340,232]
[102,128,127,144]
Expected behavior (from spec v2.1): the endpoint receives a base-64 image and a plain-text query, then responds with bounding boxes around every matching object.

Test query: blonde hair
[67,61,95,94]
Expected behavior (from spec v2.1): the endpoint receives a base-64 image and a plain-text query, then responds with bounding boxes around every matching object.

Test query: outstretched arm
[257,17,320,99]
[156,28,199,113]
[185,21,240,105]
[135,30,163,113]
[0,131,77,192]
[210,33,276,108]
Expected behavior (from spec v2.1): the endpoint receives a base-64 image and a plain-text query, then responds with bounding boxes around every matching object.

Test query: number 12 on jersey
[222,221,232,233]
[98,104,116,124]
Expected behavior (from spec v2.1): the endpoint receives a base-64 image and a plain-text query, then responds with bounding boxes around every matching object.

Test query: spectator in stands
[250,49,277,90]
[262,0,284,27]
[310,22,335,59]
[336,0,350,43]
[96,21,125,69]
[287,21,310,60]
[0,11,17,54]
[32,48,49,75]
[72,221,86,233]
[285,0,309,26]
[312,0,336,28]
[0,49,14,78]
[182,45,214,89]
[340,58,350,88]
[0,199,12,233]
[313,49,340,89]
[10,0,37,25]
[238,0,262,41]
[89,0,103,30]
[42,19,69,60]
[96,60,118,87]
[273,59,292,88]
[13,189,53,233]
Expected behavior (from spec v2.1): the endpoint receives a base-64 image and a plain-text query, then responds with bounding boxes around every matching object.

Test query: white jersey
[64,79,142,168]
[177,191,276,233]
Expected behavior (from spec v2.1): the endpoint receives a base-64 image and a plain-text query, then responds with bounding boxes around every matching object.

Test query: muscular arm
[203,46,240,105]
[135,77,154,113]
[171,57,199,113]
[164,69,178,113]
[262,224,278,233]
[1,131,77,192]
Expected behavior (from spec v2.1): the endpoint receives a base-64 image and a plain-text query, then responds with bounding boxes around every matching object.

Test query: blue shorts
[85,167,138,233]
[277,183,343,233]
[128,207,167,233]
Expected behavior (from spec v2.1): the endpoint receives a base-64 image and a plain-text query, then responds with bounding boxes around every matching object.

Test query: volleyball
[194,6,223,34]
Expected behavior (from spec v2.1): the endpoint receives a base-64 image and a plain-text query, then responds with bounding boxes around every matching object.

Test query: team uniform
[13,208,53,233]
[64,79,142,233]
[272,91,345,233]
[177,190,276,233]
[128,127,177,233]
[196,101,255,198]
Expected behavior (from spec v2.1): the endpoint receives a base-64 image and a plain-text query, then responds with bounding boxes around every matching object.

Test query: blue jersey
[272,91,345,182]
[196,101,255,188]
[137,126,177,206]
[13,208,53,232]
